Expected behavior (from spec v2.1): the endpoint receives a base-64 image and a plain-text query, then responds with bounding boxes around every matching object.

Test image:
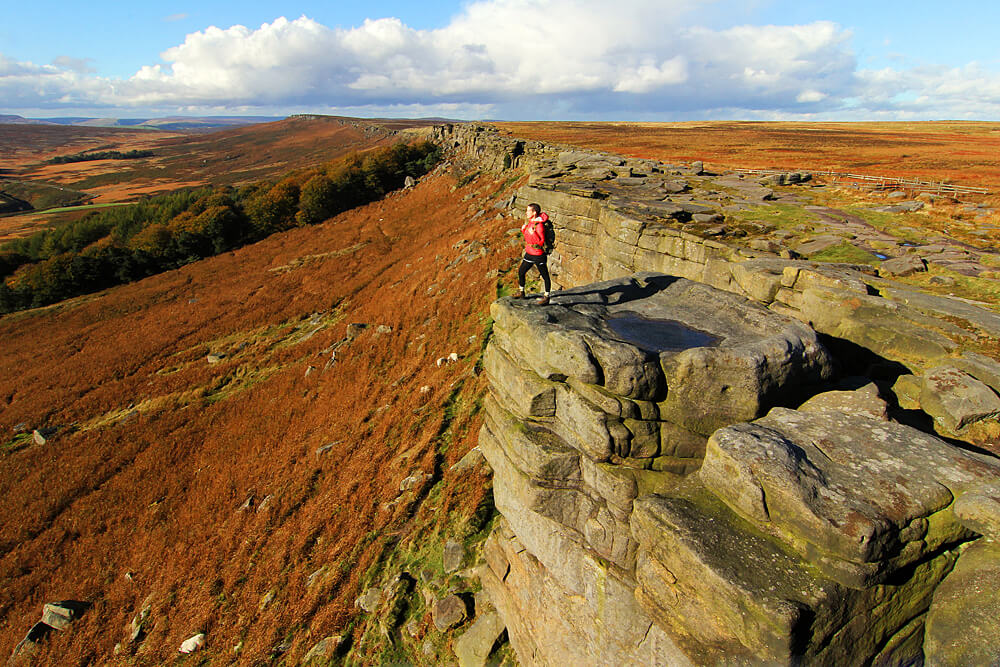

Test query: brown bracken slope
[0,164,519,664]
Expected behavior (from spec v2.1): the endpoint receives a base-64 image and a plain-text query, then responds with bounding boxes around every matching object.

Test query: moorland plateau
[1,116,999,665]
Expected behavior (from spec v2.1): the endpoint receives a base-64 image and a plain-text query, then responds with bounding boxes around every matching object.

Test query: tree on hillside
[128,223,173,258]
[296,173,339,226]
[245,180,301,237]
[0,251,27,278]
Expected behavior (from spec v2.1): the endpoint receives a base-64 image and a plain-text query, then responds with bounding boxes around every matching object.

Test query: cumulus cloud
[854,63,1000,118]
[109,7,859,114]
[2,0,1000,119]
[0,54,113,109]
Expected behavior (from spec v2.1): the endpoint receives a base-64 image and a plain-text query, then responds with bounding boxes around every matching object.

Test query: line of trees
[1,141,441,314]
[48,150,155,164]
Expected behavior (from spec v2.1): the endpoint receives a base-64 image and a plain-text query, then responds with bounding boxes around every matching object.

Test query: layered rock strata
[509,172,1000,445]
[440,122,1000,444]
[479,274,1000,664]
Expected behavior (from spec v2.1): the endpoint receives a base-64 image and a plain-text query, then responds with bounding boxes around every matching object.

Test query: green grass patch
[729,202,822,230]
[1,432,33,456]
[41,202,133,214]
[202,365,281,404]
[840,207,932,243]
[2,181,91,210]
[898,268,1000,313]
[489,174,522,200]
[808,242,881,265]
[980,254,1000,269]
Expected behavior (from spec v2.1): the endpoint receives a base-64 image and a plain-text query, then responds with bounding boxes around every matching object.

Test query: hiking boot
[535,295,550,305]
[515,290,526,299]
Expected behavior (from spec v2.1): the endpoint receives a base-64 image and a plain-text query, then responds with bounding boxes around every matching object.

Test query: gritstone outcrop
[440,123,1000,665]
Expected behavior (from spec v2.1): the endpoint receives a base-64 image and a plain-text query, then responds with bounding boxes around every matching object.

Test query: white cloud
[614,58,688,93]
[52,56,96,74]
[0,54,113,109]
[2,1,1000,120]
[855,63,1000,118]
[106,8,858,114]
[796,90,827,103]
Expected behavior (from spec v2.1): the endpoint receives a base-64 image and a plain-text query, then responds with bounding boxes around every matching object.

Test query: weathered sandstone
[440,123,1000,665]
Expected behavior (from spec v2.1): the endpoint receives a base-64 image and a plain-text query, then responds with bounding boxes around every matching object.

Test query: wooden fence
[733,168,989,196]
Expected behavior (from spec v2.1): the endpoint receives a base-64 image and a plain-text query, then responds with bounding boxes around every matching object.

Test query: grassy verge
[809,242,881,265]
[729,202,822,230]
[39,202,133,214]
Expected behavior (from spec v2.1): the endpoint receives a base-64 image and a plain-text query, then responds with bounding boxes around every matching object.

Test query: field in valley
[0,116,440,241]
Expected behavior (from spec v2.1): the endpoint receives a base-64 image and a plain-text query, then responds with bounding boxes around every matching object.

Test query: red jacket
[522,213,548,256]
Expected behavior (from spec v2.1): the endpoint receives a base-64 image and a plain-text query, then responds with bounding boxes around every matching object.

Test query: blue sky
[2,0,999,120]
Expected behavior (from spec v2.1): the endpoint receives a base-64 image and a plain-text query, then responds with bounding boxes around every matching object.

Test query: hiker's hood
[533,213,549,223]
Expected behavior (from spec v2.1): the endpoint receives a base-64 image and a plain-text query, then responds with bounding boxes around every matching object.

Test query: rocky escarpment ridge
[435,124,1000,664]
[435,122,1000,446]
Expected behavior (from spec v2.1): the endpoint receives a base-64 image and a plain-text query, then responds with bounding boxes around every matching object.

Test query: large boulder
[489,274,833,439]
[432,595,468,631]
[631,488,956,665]
[479,519,689,666]
[797,381,888,420]
[453,610,505,667]
[919,366,1000,434]
[629,406,1000,664]
[699,408,998,588]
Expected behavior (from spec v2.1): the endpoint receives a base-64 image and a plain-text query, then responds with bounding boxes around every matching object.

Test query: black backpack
[542,217,555,254]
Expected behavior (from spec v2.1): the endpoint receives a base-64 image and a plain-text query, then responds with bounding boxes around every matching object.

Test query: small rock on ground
[432,594,468,631]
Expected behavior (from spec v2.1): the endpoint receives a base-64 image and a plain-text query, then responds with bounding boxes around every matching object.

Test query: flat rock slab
[490,274,832,434]
[699,407,1000,587]
[796,235,844,255]
[454,610,506,667]
[710,175,774,201]
[879,255,926,277]
[632,493,834,663]
[953,490,1000,539]
[797,382,888,421]
[953,352,1000,396]
[883,286,1000,338]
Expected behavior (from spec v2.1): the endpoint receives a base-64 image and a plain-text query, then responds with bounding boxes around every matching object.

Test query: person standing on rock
[517,203,552,305]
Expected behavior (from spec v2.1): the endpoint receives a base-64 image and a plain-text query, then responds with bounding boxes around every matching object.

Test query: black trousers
[518,254,550,293]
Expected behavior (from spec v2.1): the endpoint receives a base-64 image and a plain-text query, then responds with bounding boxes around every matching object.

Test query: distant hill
[0,115,52,125]
[0,115,284,131]
[0,115,447,244]
[74,116,285,131]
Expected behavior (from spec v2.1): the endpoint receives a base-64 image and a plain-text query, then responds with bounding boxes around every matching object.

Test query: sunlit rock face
[479,272,1000,665]
[438,122,1000,665]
